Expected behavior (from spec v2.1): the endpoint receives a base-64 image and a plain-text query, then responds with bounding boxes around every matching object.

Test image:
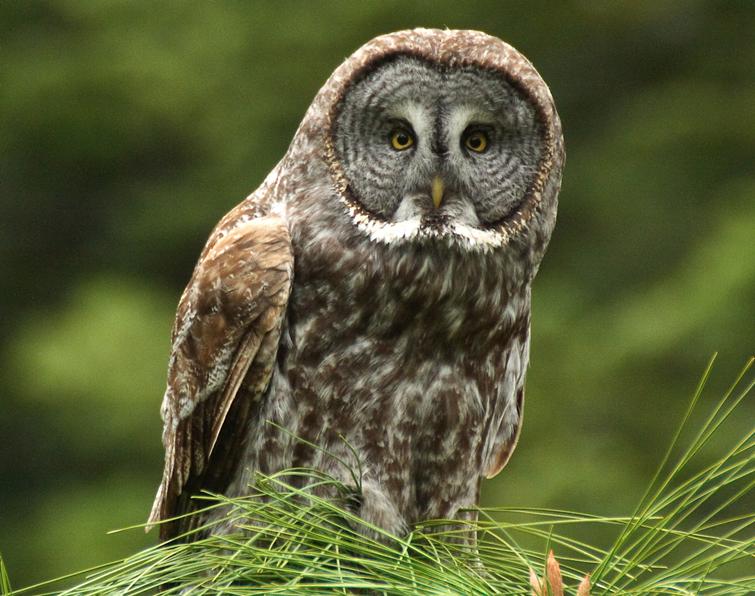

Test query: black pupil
[468,135,482,149]
[396,132,409,146]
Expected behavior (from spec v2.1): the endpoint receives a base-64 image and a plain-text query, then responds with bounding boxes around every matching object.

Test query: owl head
[283,29,563,259]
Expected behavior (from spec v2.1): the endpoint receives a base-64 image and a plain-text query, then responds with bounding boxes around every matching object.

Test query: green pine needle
[6,357,754,595]
[0,554,12,596]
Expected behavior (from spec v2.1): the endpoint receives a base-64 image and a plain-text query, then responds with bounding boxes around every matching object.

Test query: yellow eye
[464,130,488,153]
[390,129,414,151]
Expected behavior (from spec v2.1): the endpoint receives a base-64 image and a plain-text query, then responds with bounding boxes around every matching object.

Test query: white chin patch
[342,198,511,250]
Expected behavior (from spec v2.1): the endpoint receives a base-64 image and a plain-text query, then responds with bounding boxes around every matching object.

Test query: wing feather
[148,213,293,539]
[484,386,525,478]
[482,316,530,480]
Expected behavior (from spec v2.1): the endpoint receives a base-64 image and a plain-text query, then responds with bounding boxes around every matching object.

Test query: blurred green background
[1,0,753,587]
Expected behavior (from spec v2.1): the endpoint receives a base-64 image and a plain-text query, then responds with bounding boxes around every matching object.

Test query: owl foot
[529,550,591,596]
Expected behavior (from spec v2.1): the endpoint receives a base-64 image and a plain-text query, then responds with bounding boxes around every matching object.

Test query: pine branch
[5,358,753,595]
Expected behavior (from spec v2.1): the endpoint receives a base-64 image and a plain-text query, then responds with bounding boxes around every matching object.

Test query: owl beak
[431,176,444,208]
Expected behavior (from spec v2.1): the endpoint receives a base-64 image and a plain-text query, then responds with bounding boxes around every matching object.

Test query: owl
[149,28,564,541]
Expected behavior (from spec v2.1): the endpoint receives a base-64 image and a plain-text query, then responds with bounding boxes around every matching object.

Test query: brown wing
[148,213,293,540]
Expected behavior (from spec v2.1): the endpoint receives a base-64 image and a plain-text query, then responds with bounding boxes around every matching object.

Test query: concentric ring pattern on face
[332,56,544,232]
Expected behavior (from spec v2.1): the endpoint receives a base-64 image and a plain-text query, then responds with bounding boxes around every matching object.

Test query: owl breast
[236,208,531,533]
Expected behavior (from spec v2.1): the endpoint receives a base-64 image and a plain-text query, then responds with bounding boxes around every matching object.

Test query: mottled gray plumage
[149,28,564,541]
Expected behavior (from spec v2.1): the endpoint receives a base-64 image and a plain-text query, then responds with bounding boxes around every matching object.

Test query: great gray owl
[149,28,564,541]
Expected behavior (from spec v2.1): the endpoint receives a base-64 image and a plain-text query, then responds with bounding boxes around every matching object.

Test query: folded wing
[148,213,293,540]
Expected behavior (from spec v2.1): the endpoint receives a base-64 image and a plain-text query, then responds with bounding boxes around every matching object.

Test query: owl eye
[390,128,415,151]
[463,129,489,153]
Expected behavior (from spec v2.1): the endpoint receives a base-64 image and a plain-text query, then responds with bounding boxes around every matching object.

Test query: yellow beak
[431,176,444,208]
